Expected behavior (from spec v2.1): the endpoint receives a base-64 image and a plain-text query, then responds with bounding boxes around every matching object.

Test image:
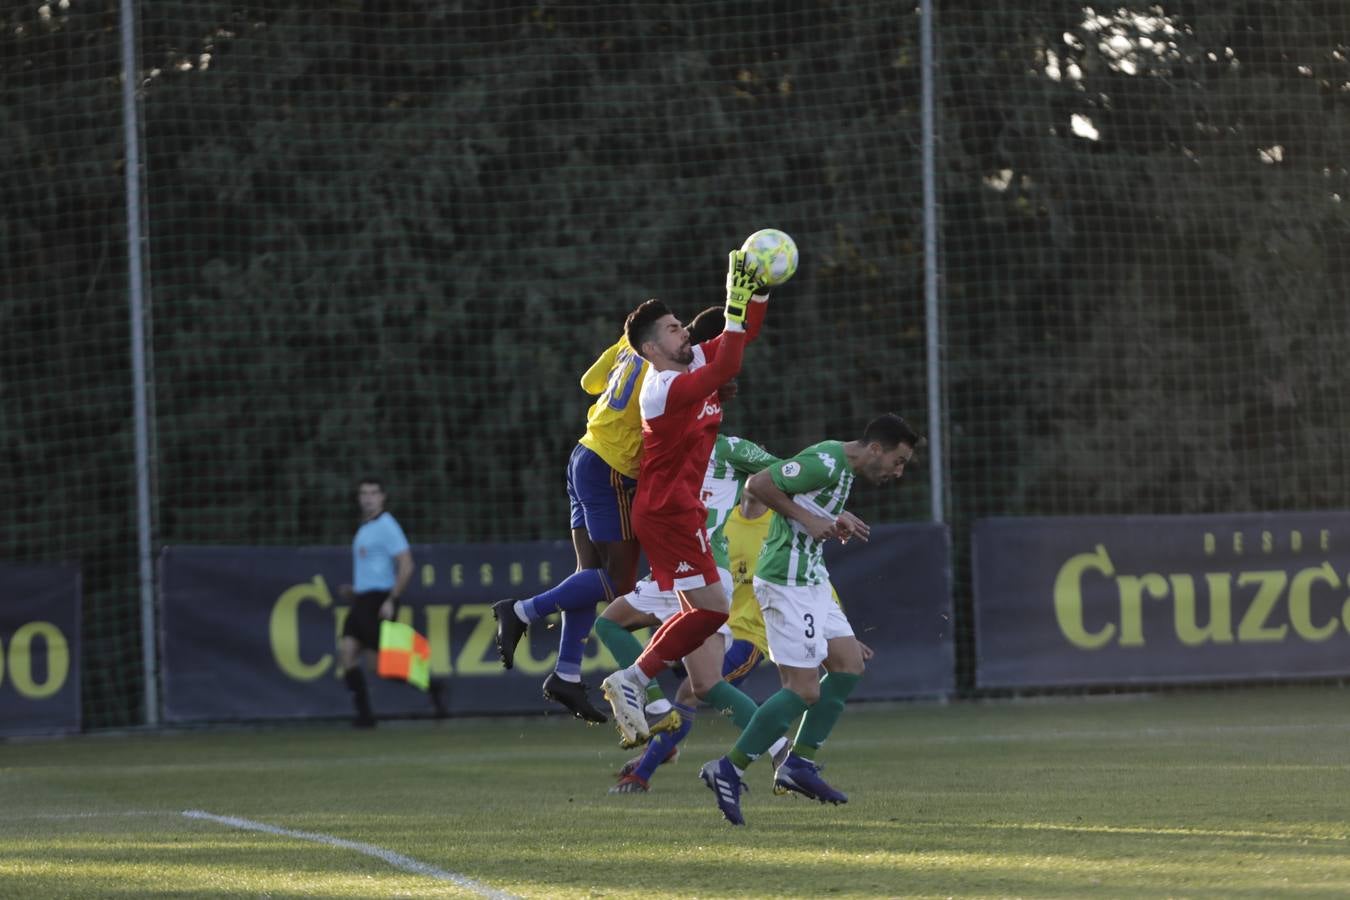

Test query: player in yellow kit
[723,494,775,658]
[492,332,648,723]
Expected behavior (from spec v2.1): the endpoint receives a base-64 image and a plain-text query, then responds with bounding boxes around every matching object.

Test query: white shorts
[626,568,734,639]
[753,576,854,668]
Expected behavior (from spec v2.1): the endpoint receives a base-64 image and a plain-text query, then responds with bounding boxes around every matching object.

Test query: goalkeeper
[603,435,786,794]
[608,479,872,795]
[600,247,772,745]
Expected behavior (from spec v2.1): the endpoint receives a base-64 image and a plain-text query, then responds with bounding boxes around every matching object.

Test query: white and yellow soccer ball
[740,228,799,286]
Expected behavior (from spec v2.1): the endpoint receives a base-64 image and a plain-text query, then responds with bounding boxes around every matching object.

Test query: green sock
[729,688,809,769]
[704,680,758,729]
[792,671,861,761]
[594,616,644,667]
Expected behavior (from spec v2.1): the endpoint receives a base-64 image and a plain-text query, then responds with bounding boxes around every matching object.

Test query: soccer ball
[740,228,799,286]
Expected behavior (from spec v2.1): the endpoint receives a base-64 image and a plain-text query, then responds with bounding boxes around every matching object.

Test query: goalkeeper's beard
[662,341,693,367]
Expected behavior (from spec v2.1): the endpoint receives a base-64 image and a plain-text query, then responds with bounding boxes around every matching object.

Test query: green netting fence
[3,0,1347,728]
[939,0,1350,673]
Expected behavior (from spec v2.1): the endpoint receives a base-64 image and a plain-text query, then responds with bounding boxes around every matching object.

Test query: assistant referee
[338,477,447,727]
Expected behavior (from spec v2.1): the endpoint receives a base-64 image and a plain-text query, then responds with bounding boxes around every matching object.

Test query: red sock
[636,607,728,679]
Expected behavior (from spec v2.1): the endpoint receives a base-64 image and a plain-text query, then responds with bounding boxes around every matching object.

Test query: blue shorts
[566,443,637,542]
[721,638,763,687]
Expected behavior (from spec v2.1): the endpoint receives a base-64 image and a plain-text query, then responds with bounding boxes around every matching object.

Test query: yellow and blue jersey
[577,336,647,479]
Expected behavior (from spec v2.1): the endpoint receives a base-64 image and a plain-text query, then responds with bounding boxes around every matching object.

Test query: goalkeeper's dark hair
[357,475,386,492]
[862,414,925,450]
[685,306,724,346]
[624,298,673,357]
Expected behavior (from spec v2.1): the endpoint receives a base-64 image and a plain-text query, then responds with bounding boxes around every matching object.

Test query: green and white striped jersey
[703,435,779,569]
[756,440,854,587]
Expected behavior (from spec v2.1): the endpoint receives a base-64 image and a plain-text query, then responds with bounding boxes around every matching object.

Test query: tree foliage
[3,1,1348,719]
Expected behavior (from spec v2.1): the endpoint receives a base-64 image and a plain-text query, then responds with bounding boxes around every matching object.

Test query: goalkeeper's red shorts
[634,510,720,593]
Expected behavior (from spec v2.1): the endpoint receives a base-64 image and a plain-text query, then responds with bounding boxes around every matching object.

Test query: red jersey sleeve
[661,332,744,412]
[692,296,767,369]
[662,298,767,412]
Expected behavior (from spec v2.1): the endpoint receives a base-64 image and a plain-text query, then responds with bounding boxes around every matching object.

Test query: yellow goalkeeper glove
[724,249,766,328]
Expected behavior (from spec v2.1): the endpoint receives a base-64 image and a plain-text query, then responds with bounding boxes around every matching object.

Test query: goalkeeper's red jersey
[632,301,766,522]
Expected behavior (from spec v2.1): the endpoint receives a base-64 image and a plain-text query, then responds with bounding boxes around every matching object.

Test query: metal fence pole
[120,0,158,726]
[920,0,944,523]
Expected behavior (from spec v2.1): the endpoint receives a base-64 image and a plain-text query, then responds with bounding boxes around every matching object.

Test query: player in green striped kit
[700,413,923,825]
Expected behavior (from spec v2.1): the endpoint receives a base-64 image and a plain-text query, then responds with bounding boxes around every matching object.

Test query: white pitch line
[182,810,518,900]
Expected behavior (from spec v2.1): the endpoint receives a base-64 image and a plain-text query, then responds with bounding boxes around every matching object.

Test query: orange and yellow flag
[377,620,430,691]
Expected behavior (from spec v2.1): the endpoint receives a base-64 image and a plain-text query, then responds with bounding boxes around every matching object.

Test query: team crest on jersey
[781,462,801,477]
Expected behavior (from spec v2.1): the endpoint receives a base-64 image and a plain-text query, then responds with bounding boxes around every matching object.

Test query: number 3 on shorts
[803,612,816,638]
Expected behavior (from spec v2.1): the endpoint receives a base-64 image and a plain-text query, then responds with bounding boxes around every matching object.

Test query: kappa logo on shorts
[674,561,694,574]
[803,641,818,658]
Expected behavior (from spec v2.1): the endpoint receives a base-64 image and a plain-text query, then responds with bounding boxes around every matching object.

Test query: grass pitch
[4,685,1350,898]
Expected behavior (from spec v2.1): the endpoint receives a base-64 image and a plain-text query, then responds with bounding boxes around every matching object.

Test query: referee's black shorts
[343,590,396,649]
